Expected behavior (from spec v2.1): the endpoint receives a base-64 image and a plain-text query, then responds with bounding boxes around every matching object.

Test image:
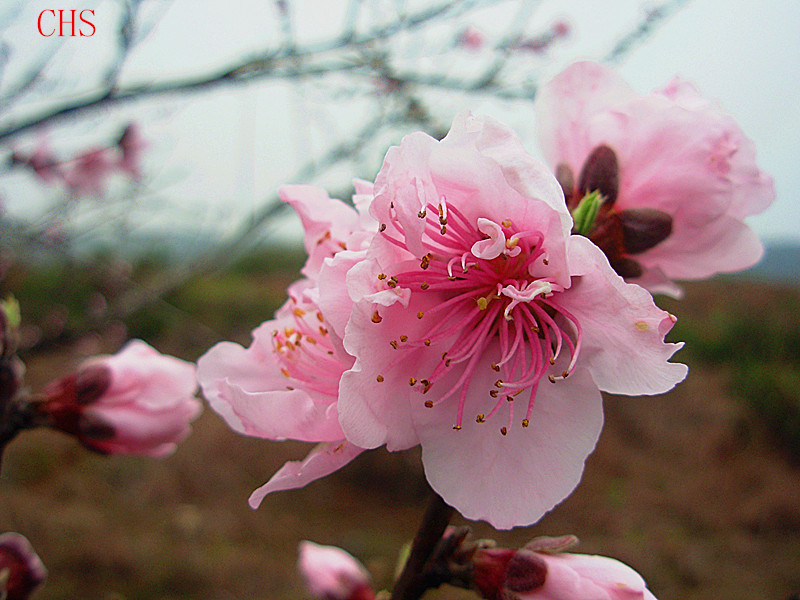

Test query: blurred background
[0,0,798,598]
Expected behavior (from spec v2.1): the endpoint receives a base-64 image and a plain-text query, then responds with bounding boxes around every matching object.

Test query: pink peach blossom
[473,542,657,600]
[534,61,774,295]
[41,340,200,456]
[297,541,374,600]
[0,532,47,600]
[336,112,685,528]
[64,148,115,198]
[196,185,375,506]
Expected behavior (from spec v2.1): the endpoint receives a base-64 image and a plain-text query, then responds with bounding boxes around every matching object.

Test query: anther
[424,339,431,346]
[494,380,504,388]
[489,390,499,398]
[399,335,408,342]
[453,425,462,431]
[281,368,291,377]
[441,352,448,360]
[501,219,512,228]
[549,356,555,365]
[476,297,489,310]
[338,241,347,250]
[379,223,387,232]
[377,273,387,280]
[440,225,447,235]
[506,395,514,402]
[417,311,424,319]
[316,312,324,322]
[548,375,556,383]
[409,377,417,386]
[376,375,385,382]
[522,419,529,428]
[500,427,508,436]
[420,255,430,269]
[543,258,549,265]
[390,340,399,349]
[371,311,382,323]
[562,370,569,378]
[476,414,485,423]
[491,363,500,372]
[418,209,427,218]
[424,400,434,408]
[319,326,328,335]
[420,282,430,290]
[293,308,306,317]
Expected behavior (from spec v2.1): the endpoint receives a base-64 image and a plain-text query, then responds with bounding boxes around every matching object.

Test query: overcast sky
[2,0,798,247]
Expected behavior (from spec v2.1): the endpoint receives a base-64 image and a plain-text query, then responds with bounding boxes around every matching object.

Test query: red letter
[79,10,95,37]
[37,10,55,37]
[58,9,77,37]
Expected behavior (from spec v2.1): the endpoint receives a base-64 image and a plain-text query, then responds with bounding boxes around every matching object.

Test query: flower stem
[391,488,455,600]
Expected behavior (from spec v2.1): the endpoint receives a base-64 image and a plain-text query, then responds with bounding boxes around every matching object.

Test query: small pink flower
[0,532,47,600]
[41,340,201,456]
[336,113,685,528]
[534,61,774,295]
[297,541,374,600]
[473,542,657,600]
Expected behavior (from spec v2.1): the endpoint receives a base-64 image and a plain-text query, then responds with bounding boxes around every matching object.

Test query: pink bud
[297,541,374,600]
[41,340,201,457]
[458,26,484,50]
[473,544,657,600]
[0,533,47,600]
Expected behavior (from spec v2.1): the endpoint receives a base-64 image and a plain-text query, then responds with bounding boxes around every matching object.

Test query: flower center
[375,196,582,434]
[273,293,346,398]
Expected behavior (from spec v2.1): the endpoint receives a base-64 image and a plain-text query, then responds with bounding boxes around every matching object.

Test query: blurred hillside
[0,250,798,600]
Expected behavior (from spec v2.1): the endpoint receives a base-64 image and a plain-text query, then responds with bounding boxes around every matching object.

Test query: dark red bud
[503,550,547,593]
[618,208,673,254]
[75,365,111,405]
[578,145,619,206]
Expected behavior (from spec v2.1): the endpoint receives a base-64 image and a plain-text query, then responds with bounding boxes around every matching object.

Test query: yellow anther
[390,340,399,349]
[635,321,649,331]
[424,400,434,408]
[453,425,462,431]
[293,308,306,318]
[338,241,347,250]
[400,335,408,342]
[505,238,519,250]
[280,368,291,378]
[548,375,556,383]
[522,419,529,428]
[420,282,430,290]
[409,377,417,386]
[306,337,317,345]
[379,223,387,232]
[417,312,424,319]
[316,312,324,322]
[476,414,485,423]
[376,375,385,383]
[424,339,431,346]
[494,379,504,388]
[319,326,328,335]
[501,219,513,228]
[377,273,387,280]
[440,225,447,235]
[371,311,382,323]
[418,209,427,218]
[476,297,489,310]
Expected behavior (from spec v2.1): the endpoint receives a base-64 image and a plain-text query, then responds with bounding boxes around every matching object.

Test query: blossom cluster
[196,60,771,531]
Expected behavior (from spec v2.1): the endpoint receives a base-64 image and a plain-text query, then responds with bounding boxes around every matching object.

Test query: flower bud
[0,533,47,600]
[40,340,201,457]
[472,537,658,600]
[297,541,375,600]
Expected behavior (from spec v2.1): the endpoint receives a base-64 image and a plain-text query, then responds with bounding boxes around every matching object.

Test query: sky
[2,0,799,249]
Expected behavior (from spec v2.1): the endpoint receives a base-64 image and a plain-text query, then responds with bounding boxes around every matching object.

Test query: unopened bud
[298,541,375,600]
[0,532,47,600]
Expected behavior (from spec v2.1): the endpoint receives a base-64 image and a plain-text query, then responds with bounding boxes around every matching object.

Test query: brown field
[1,263,799,600]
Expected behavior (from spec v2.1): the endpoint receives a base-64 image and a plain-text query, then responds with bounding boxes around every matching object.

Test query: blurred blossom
[117,123,147,180]
[535,61,774,295]
[298,541,374,600]
[473,537,657,600]
[458,26,485,50]
[0,532,47,600]
[64,148,115,198]
[40,340,201,456]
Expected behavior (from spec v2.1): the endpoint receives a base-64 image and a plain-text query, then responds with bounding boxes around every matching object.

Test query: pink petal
[560,236,687,396]
[248,440,363,507]
[415,354,603,530]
